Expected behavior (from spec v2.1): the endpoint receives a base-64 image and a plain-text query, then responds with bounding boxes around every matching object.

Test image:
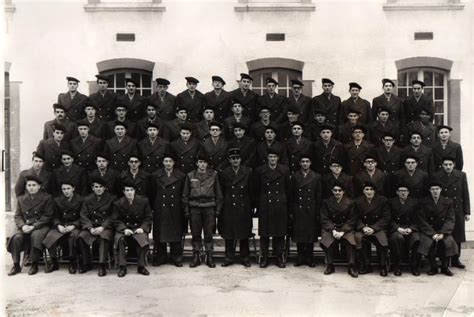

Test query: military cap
[437,125,453,132]
[428,180,444,188]
[230,99,242,106]
[179,123,193,132]
[329,158,344,167]
[128,153,141,161]
[403,154,419,162]
[53,103,66,111]
[332,181,346,191]
[417,106,433,116]
[287,104,301,114]
[259,104,271,112]
[196,152,209,162]
[84,100,98,110]
[298,152,312,161]
[212,76,226,85]
[115,102,129,110]
[32,151,45,161]
[347,107,362,115]
[264,124,277,133]
[290,79,304,87]
[95,74,109,82]
[202,104,215,112]
[155,78,170,85]
[232,122,248,130]
[60,179,77,187]
[313,108,327,115]
[320,124,335,132]
[113,121,128,129]
[60,150,75,158]
[412,80,425,87]
[96,153,110,161]
[227,148,241,158]
[363,154,377,162]
[76,120,90,128]
[53,123,67,133]
[267,147,281,157]
[381,131,396,140]
[162,152,177,161]
[266,78,278,85]
[409,130,423,139]
[396,183,411,191]
[382,78,395,87]
[125,78,139,87]
[240,73,253,81]
[322,78,335,85]
[209,121,223,129]
[66,76,80,83]
[185,76,199,84]
[362,181,377,190]
[349,82,362,90]
[25,175,43,185]
[122,180,137,190]
[441,156,456,163]
[146,121,160,130]
[175,105,188,112]
[377,106,390,114]
[352,124,367,134]
[291,121,305,130]
[90,176,107,187]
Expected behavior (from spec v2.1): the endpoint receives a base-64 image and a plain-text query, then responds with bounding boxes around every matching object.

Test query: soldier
[285,121,312,173]
[204,75,231,122]
[219,148,255,267]
[433,157,470,269]
[340,82,372,125]
[354,182,390,276]
[371,132,402,187]
[170,123,200,174]
[104,121,138,172]
[50,150,87,196]
[432,125,463,171]
[43,181,83,274]
[287,79,311,124]
[7,175,54,276]
[401,131,435,174]
[255,125,288,167]
[228,122,256,167]
[15,152,52,197]
[146,78,177,121]
[176,77,206,123]
[257,78,288,123]
[322,159,354,199]
[194,106,215,140]
[117,78,145,122]
[151,154,186,267]
[137,121,169,173]
[114,181,153,277]
[43,103,77,142]
[230,73,259,122]
[87,154,120,196]
[404,107,436,147]
[88,74,117,122]
[338,108,363,144]
[277,104,301,142]
[368,106,400,146]
[371,78,403,128]
[78,177,116,276]
[249,105,274,142]
[136,104,166,140]
[393,155,429,199]
[117,155,151,199]
[57,76,88,122]
[311,78,341,127]
[36,123,71,171]
[70,121,103,172]
[306,109,327,142]
[163,106,191,142]
[200,121,229,171]
[388,184,421,276]
[223,101,252,140]
[255,148,290,268]
[417,181,458,276]
[182,154,223,268]
[105,103,138,139]
[343,125,373,176]
[353,154,386,197]
[320,182,358,277]
[80,101,107,139]
[402,80,434,126]
[288,154,322,267]
[312,124,345,175]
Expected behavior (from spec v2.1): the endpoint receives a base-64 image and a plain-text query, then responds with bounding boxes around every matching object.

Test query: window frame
[250,68,303,97]
[99,69,153,96]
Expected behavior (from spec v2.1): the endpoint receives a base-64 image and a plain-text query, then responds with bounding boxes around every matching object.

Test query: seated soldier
[7,175,54,276]
[78,177,117,276]
[320,182,358,278]
[114,181,153,277]
[355,181,390,276]
[417,181,459,276]
[388,184,421,276]
[43,181,83,274]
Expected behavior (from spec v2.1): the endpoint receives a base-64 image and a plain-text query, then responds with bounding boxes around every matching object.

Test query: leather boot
[45,258,59,273]
[28,262,39,275]
[117,266,127,277]
[348,265,358,278]
[69,260,77,274]
[451,256,466,269]
[8,264,21,276]
[393,264,401,276]
[259,255,269,268]
[276,255,286,268]
[98,263,106,277]
[324,264,335,275]
[206,253,216,268]
[138,266,150,275]
[189,252,201,268]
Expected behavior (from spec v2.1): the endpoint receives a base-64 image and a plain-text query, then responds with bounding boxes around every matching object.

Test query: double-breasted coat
[322,172,354,199]
[70,135,103,172]
[170,137,200,174]
[405,120,436,147]
[255,140,288,167]
[36,139,72,171]
[146,92,177,121]
[401,145,435,175]
[15,168,52,197]
[51,164,88,196]
[402,95,433,126]
[368,120,400,146]
[162,118,192,142]
[343,140,374,176]
[118,169,151,198]
[80,117,107,139]
[312,139,346,174]
[204,90,232,122]
[287,94,312,123]
[432,140,463,171]
[249,120,275,142]
[371,145,402,179]
[229,136,256,167]
[57,91,88,122]
[353,168,386,197]
[354,195,390,249]
[117,93,146,122]
[311,93,341,127]
[137,137,169,173]
[388,197,420,248]
[230,88,260,122]
[257,93,289,123]
[176,90,207,123]
[43,119,77,142]
[201,137,229,171]
[88,90,117,122]
[105,136,138,172]
[371,94,403,126]
[79,192,117,245]
[87,168,121,196]
[320,196,357,248]
[285,137,312,173]
[392,168,429,199]
[223,115,253,140]
[340,97,373,125]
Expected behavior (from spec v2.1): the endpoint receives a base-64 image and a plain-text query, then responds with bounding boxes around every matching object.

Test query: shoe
[380,267,388,277]
[173,260,183,268]
[348,266,359,278]
[153,256,167,267]
[221,260,233,267]
[359,265,373,275]
[276,256,286,268]
[259,256,269,268]
[206,255,216,268]
[441,267,453,276]
[98,264,106,277]
[428,267,438,275]
[45,260,59,273]
[307,260,316,268]
[294,257,304,267]
[117,266,127,277]
[79,264,92,274]
[28,263,38,275]
[189,253,201,268]
[241,259,251,267]
[138,266,150,276]
[451,259,466,269]
[393,267,402,276]
[411,267,420,276]
[69,262,77,274]
[8,264,21,276]
[324,264,335,275]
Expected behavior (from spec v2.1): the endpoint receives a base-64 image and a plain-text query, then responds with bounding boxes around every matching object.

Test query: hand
[22,225,33,233]
[332,230,339,239]
[67,225,76,232]
[466,215,470,222]
[363,227,373,235]
[405,228,412,235]
[95,226,104,234]
[58,225,67,233]
[124,229,134,236]
[90,227,97,235]
[397,227,405,235]
[438,234,444,240]
[334,231,344,240]
[134,228,144,234]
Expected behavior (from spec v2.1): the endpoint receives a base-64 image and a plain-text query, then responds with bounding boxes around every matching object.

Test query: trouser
[117,236,148,267]
[296,243,314,262]
[389,233,420,268]
[9,234,42,264]
[48,233,77,259]
[260,237,285,257]
[360,236,387,267]
[428,240,449,268]
[452,242,463,262]
[79,238,110,265]
[224,239,250,261]
[155,241,183,261]
[322,240,356,266]
[190,207,215,253]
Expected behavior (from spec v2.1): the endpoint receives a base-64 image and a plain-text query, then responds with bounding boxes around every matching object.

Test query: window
[99,69,152,96]
[234,0,315,11]
[250,68,302,97]
[84,0,165,12]
[397,69,447,125]
[4,71,11,211]
[383,0,464,10]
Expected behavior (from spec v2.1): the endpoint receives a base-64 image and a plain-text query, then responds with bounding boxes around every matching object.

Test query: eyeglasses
[383,138,394,142]
[210,128,220,131]
[365,160,376,164]
[129,160,140,163]
[405,161,417,164]
[332,189,343,192]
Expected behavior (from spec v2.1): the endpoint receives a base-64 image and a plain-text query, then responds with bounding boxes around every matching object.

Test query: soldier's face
[212,81,223,89]
[25,181,40,194]
[300,158,311,170]
[329,164,342,174]
[396,188,409,200]
[97,79,108,91]
[53,130,64,141]
[78,126,89,137]
[96,158,109,169]
[266,83,276,94]
[176,110,187,121]
[126,83,136,94]
[232,104,242,114]
[203,110,214,121]
[260,110,271,121]
[292,125,303,137]
[92,183,105,195]
[163,158,175,169]
[320,129,332,141]
[429,186,442,198]
[196,160,208,170]
[315,114,326,123]
[265,129,276,141]
[115,108,127,119]
[322,83,333,94]
[438,128,450,141]
[378,111,389,123]
[347,113,360,124]
[210,126,221,138]
[186,82,197,92]
[419,111,431,123]
[85,107,96,117]
[128,158,141,170]
[68,81,78,92]
[352,130,364,141]
[157,84,168,95]
[364,159,377,171]
[291,85,302,96]
[332,186,344,199]
[412,84,423,97]
[233,128,245,139]
[147,127,159,138]
[349,88,360,98]
[404,159,417,172]
[147,106,157,118]
[382,136,395,147]
[383,83,393,94]
[442,160,455,173]
[123,187,135,199]
[114,126,126,137]
[32,157,44,170]
[268,154,279,165]
[363,187,375,199]
[410,135,422,147]
[180,130,191,141]
[54,109,65,120]
[287,112,298,122]
[240,79,251,90]
[229,156,241,168]
[61,155,74,167]
[61,184,75,197]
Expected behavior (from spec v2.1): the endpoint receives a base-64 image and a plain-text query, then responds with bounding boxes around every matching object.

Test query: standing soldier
[312,124,345,175]
[50,150,87,196]
[322,159,354,199]
[340,82,372,125]
[7,175,54,276]
[80,102,107,139]
[402,80,434,127]
[405,107,436,147]
[368,107,400,146]
[88,74,117,122]
[117,155,151,199]
[229,122,256,167]
[36,123,71,171]
[255,148,290,268]
[15,152,52,197]
[285,122,312,173]
[194,106,215,141]
[57,76,88,122]
[43,181,83,274]
[353,155,386,197]
[105,103,139,139]
[78,177,116,276]
[320,182,358,277]
[250,105,274,142]
[163,106,191,142]
[170,123,200,174]
[343,125,373,176]
[200,121,229,171]
[371,79,403,128]
[146,78,177,121]
[137,122,169,173]
[136,104,165,140]
[70,121,103,172]
[176,77,207,123]
[433,157,470,269]
[114,181,153,277]
[288,154,322,267]
[371,132,402,189]
[255,125,288,167]
[393,155,429,199]
[257,78,288,123]
[43,103,77,142]
[204,75,231,122]
[277,105,302,143]
[219,148,255,267]
[104,121,138,172]
[182,154,223,268]
[432,125,463,171]
[231,73,260,122]
[151,154,186,267]
[117,78,145,122]
[311,78,341,127]
[224,101,253,140]
[287,79,312,124]
[401,131,435,174]
[87,154,120,196]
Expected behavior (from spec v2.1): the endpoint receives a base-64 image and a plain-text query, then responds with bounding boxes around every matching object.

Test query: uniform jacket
[176,90,207,123]
[146,92,177,121]
[162,118,192,142]
[223,115,253,139]
[249,120,274,142]
[70,134,103,171]
[368,120,400,146]
[372,94,403,125]
[105,119,139,140]
[87,168,121,196]
[88,90,117,122]
[402,95,433,126]
[257,93,288,123]
[312,139,346,174]
[393,168,429,199]
[182,169,223,212]
[432,140,463,171]
[405,120,436,147]
[255,140,288,167]
[15,168,52,197]
[137,137,169,173]
[371,145,402,177]
[204,89,232,122]
[388,197,419,233]
[57,91,88,122]
[353,168,386,197]
[320,196,356,247]
[51,164,87,196]
[105,136,138,172]
[117,93,146,122]
[354,194,390,248]
[118,169,151,198]
[43,119,77,141]
[311,93,341,127]
[194,120,212,141]
[170,137,200,174]
[230,88,260,122]
[340,97,373,125]
[229,136,256,167]
[79,192,117,243]
[287,94,312,123]
[322,172,354,199]
[136,117,166,140]
[401,144,435,175]
[285,137,312,173]
[36,138,72,171]
[343,140,374,176]
[80,117,107,139]
[201,136,229,171]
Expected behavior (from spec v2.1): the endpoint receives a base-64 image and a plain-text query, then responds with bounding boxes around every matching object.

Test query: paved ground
[3,250,474,316]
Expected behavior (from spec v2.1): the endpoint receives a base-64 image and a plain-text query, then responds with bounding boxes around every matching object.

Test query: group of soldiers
[8,73,470,279]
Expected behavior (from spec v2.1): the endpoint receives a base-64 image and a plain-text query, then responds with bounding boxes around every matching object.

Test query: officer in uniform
[311,78,341,127]
[117,155,151,198]
[287,79,312,124]
[137,121,169,173]
[51,150,87,196]
[70,121,103,172]
[57,76,88,122]
[285,121,312,173]
[117,78,145,122]
[200,121,229,171]
[343,125,374,176]
[176,77,207,123]
[88,74,117,122]
[182,154,223,268]
[15,152,52,197]
[255,148,290,268]
[36,123,72,171]
[288,154,322,267]
[104,121,138,172]
[170,123,200,174]
[354,182,390,276]
[219,148,255,267]
[43,103,77,142]
[151,153,186,267]
[312,124,345,175]
[320,182,358,277]
[371,78,403,129]
[114,181,153,277]
[43,180,83,274]
[230,73,260,122]
[432,125,463,171]
[7,175,54,276]
[146,78,177,121]
[78,177,117,276]
[340,82,372,125]
[257,78,288,123]
[204,75,232,122]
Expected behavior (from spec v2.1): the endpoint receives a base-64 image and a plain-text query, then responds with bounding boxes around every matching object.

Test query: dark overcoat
[392,168,429,199]
[51,164,88,196]
[311,93,341,127]
[117,169,151,198]
[432,140,463,171]
[401,145,435,175]
[372,94,403,125]
[70,134,103,171]
[78,192,116,245]
[230,88,259,122]
[312,139,346,174]
[87,168,121,196]
[57,91,88,122]
[255,140,288,167]
[176,90,207,123]
[322,172,354,199]
[340,97,373,125]
[170,137,200,174]
[388,197,420,248]
[354,195,390,249]
[204,90,232,122]
[117,93,146,122]
[43,119,77,142]
[88,90,117,122]
[137,137,169,173]
[105,136,138,172]
[343,140,374,176]
[285,137,312,173]
[320,196,356,248]
[15,168,52,197]
[201,137,229,171]
[36,139,71,171]
[353,168,386,197]
[287,94,312,123]
[146,92,177,121]
[257,93,288,123]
